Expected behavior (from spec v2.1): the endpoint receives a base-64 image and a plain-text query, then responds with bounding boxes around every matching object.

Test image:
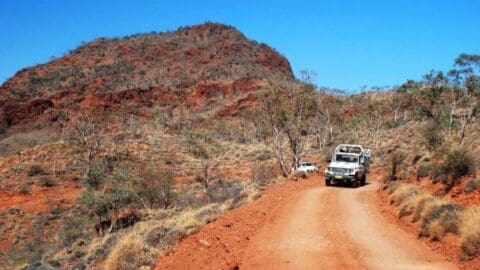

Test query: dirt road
[240,179,456,270]
[156,174,457,270]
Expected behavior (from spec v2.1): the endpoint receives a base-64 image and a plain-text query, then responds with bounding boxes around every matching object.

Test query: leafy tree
[256,76,317,176]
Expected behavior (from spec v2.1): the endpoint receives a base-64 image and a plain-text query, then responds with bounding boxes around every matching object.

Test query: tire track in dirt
[240,176,456,270]
[240,186,365,269]
[341,182,456,270]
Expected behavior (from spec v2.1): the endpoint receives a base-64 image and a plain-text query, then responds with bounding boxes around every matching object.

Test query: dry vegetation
[388,183,480,259]
[0,20,479,269]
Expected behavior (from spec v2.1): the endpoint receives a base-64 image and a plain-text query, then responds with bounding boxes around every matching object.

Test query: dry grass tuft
[388,182,480,261]
[412,195,443,222]
[389,184,421,206]
[460,206,480,259]
[419,204,464,240]
[104,233,155,270]
[398,193,430,218]
[389,183,464,242]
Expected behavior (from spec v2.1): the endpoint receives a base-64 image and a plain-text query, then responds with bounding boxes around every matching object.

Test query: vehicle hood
[328,162,359,169]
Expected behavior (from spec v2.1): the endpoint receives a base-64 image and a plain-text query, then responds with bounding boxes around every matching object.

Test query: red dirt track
[156,172,458,270]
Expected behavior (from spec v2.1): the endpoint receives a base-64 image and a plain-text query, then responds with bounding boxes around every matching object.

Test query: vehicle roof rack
[334,144,370,157]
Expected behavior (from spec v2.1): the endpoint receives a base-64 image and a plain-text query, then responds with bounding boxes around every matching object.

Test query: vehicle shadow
[326,182,371,189]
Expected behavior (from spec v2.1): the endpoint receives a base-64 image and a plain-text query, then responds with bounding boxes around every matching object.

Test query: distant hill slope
[0,22,293,129]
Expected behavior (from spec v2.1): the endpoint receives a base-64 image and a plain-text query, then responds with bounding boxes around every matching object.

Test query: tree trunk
[273,127,289,177]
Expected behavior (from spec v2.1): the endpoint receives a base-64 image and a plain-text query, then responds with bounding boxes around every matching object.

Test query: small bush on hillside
[16,181,31,194]
[251,164,277,187]
[434,149,476,190]
[144,226,185,250]
[388,151,406,181]
[59,215,91,247]
[37,176,55,187]
[420,123,444,152]
[27,165,45,176]
[429,164,449,184]
[419,203,464,240]
[84,161,107,189]
[112,166,134,183]
[176,187,206,209]
[206,180,244,203]
[416,163,432,180]
[77,191,110,222]
[137,167,176,209]
[106,185,137,213]
[464,179,480,193]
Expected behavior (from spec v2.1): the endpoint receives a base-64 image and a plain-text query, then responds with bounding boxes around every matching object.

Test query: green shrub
[27,165,45,176]
[84,161,107,189]
[58,215,90,247]
[434,148,476,190]
[106,185,137,212]
[443,149,476,180]
[420,122,444,152]
[77,191,110,222]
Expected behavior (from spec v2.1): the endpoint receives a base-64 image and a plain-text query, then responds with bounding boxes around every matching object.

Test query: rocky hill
[0,22,292,130]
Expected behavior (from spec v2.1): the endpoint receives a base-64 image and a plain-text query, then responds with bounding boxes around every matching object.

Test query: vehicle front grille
[330,167,349,174]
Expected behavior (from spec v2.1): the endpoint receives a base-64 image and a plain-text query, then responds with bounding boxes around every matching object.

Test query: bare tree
[137,166,175,209]
[311,92,340,149]
[71,115,104,180]
[184,130,224,189]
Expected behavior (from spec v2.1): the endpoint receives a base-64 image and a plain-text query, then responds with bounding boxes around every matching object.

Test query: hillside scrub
[431,147,477,191]
[105,203,226,270]
[389,183,480,259]
[1,24,479,268]
[460,206,480,259]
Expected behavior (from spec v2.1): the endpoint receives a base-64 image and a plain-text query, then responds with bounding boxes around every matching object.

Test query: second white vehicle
[296,161,319,173]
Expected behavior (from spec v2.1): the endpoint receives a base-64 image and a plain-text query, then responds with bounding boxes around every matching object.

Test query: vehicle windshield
[335,154,359,163]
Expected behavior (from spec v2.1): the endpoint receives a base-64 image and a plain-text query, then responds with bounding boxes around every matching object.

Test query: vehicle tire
[325,179,331,186]
[361,174,366,186]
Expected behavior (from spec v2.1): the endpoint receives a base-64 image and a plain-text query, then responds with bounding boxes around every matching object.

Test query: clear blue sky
[1,0,479,91]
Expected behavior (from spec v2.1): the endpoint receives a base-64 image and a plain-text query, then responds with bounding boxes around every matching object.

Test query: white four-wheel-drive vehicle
[324,144,371,187]
[296,161,319,173]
